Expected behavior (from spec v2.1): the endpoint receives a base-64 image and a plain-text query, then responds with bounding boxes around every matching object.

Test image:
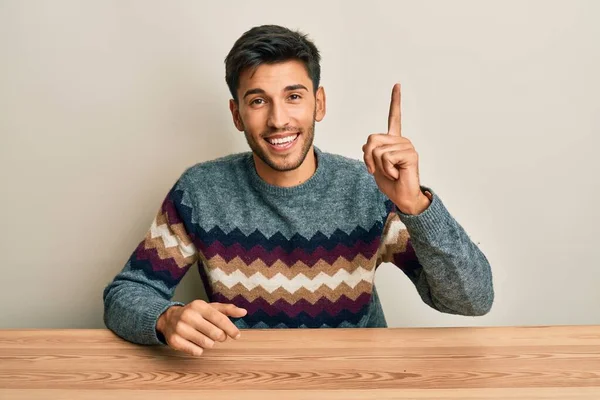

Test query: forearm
[103,264,183,345]
[397,189,494,316]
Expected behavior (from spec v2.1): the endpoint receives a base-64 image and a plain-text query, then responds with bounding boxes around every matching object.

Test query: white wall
[1,0,598,329]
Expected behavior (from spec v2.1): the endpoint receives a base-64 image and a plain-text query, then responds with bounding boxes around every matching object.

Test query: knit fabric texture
[103,147,494,345]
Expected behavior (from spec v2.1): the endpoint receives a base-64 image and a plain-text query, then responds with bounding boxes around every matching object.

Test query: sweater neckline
[246,146,327,197]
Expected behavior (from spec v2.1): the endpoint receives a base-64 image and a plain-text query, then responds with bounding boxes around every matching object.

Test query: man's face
[230,60,326,172]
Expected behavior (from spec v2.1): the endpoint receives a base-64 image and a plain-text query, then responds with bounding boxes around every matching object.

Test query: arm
[103,175,199,345]
[364,84,493,317]
[377,187,494,316]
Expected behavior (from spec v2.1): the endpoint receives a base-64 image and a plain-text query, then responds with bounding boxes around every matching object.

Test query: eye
[251,98,265,105]
[289,94,302,101]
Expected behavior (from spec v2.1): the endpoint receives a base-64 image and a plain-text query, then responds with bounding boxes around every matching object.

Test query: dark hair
[225,25,321,102]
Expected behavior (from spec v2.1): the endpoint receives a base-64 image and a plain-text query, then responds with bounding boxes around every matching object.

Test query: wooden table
[1,326,600,399]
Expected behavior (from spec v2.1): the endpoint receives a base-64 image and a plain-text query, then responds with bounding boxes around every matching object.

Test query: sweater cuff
[140,299,185,346]
[396,186,454,243]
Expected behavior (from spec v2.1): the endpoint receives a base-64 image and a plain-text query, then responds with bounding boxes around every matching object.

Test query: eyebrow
[242,84,309,99]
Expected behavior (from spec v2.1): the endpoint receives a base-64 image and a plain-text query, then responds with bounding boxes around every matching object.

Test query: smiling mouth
[264,133,300,150]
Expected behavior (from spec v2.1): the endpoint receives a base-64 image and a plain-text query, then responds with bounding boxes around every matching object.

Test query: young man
[103,25,494,357]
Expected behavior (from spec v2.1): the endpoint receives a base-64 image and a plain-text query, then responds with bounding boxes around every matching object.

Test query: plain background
[1,0,598,329]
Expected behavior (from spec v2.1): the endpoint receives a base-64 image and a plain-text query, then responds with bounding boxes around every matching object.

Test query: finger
[382,151,403,180]
[178,323,216,349]
[362,134,404,174]
[210,302,248,318]
[192,318,227,342]
[382,148,416,178]
[373,144,403,181]
[203,305,243,339]
[179,305,229,343]
[372,143,411,180]
[169,334,204,357]
[387,83,402,136]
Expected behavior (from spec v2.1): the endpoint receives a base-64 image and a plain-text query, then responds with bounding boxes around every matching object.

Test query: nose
[266,101,290,130]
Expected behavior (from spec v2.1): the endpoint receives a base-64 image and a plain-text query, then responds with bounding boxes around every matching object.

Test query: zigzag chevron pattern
[135,213,198,271]
[134,187,421,329]
[149,217,197,259]
[222,293,371,318]
[228,307,369,328]
[204,254,376,279]
[377,213,412,265]
[232,318,370,329]
[208,267,374,294]
[128,188,198,284]
[197,240,380,266]
[384,218,406,245]
[211,281,373,305]
[195,224,384,251]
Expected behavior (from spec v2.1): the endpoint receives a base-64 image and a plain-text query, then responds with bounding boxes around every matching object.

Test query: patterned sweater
[103,147,494,345]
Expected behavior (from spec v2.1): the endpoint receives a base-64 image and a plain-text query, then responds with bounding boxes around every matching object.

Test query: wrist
[156,305,180,335]
[397,191,432,215]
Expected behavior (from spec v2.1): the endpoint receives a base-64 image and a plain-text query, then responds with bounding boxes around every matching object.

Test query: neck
[253,146,317,188]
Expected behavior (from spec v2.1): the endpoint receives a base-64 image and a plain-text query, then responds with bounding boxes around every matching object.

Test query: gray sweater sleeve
[103,176,198,345]
[382,186,494,316]
[102,265,185,345]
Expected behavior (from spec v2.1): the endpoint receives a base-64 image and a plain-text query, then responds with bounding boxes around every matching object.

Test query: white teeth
[268,134,298,145]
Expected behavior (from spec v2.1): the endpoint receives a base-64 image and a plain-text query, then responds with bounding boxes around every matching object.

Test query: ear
[315,86,326,122]
[229,99,245,131]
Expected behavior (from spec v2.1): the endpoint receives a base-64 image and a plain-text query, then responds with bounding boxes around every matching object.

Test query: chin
[263,144,310,172]
[246,125,315,173]
[267,153,305,172]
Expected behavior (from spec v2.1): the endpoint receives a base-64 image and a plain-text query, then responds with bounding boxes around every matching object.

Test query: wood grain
[1,326,599,399]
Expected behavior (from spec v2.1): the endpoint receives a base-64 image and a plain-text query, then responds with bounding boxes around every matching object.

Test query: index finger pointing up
[387,83,402,136]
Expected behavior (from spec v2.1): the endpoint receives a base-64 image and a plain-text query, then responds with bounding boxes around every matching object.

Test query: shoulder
[323,151,366,171]
[320,149,389,207]
[321,150,380,189]
[178,151,250,186]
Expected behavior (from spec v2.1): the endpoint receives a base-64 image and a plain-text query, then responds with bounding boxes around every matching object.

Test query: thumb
[210,302,248,317]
